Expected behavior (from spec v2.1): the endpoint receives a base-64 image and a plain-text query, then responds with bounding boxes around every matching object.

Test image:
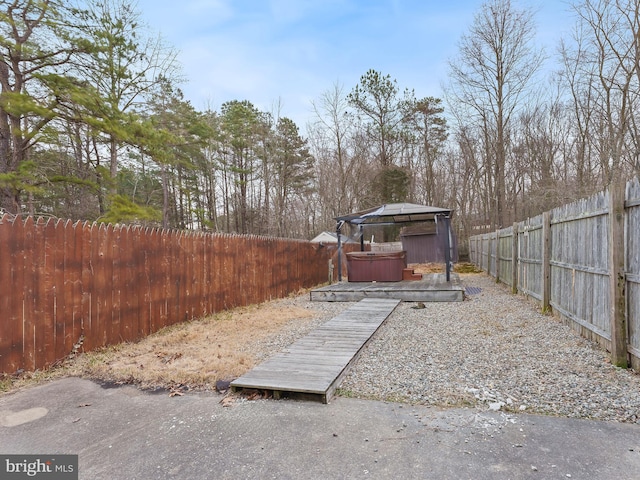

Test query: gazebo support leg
[336,221,343,282]
[443,216,452,282]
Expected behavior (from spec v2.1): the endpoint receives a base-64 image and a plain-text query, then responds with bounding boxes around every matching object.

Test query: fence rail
[0,215,355,374]
[469,177,640,370]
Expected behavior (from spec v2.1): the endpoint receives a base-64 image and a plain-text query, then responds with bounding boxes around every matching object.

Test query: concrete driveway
[1,377,639,479]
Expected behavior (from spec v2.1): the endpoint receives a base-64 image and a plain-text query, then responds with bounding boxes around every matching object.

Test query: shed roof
[310,231,357,244]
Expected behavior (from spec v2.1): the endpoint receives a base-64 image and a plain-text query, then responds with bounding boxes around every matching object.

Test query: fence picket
[148,228,162,335]
[21,217,36,371]
[0,216,13,371]
[81,223,95,350]
[627,179,640,366]
[111,225,122,343]
[41,219,56,365]
[62,220,80,359]
[32,218,48,367]
[4,216,22,372]
[118,226,132,342]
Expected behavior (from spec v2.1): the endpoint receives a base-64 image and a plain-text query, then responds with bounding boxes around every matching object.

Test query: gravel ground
[258,273,640,424]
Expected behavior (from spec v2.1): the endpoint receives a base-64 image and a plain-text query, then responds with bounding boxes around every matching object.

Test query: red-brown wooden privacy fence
[0,215,356,374]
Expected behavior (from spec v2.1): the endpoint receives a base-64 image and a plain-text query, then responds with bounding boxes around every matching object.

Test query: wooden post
[609,179,628,367]
[336,221,343,282]
[494,231,500,282]
[542,211,551,312]
[484,234,489,271]
[444,216,452,282]
[471,236,476,265]
[511,223,518,294]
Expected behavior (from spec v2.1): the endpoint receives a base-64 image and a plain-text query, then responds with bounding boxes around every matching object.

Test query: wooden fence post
[485,233,490,272]
[494,231,500,282]
[485,234,490,272]
[511,223,518,294]
[609,179,628,367]
[542,211,551,312]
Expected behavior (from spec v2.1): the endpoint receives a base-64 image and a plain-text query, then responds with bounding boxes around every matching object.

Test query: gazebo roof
[336,203,452,225]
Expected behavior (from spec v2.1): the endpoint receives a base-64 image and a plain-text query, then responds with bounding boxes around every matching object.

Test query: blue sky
[135,0,576,128]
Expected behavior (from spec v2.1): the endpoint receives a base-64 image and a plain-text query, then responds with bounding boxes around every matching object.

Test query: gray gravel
[259,274,640,424]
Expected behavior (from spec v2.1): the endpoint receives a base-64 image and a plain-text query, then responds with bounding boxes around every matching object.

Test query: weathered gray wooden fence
[469,177,640,370]
[627,179,640,368]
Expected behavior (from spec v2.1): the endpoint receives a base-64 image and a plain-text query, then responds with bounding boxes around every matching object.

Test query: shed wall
[401,229,458,264]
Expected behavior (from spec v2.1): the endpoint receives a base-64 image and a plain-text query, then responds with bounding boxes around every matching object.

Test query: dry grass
[412,261,482,274]
[2,300,316,393]
[411,262,445,274]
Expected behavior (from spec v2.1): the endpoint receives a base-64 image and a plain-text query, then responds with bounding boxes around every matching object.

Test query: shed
[400,223,459,264]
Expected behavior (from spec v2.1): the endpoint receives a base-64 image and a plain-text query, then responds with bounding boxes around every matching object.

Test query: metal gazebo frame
[335,203,455,282]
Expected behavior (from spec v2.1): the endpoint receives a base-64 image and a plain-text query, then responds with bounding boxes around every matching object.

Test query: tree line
[1,0,639,250]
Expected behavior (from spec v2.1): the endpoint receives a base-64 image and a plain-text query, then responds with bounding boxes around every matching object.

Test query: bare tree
[512,79,573,216]
[566,0,640,183]
[559,31,600,196]
[446,0,544,228]
[308,82,371,233]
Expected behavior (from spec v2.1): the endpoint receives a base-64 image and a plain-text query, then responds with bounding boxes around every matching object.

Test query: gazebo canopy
[334,203,455,282]
[336,202,452,225]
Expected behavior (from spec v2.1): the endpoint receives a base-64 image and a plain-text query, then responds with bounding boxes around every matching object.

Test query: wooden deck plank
[230,297,400,403]
[285,343,366,351]
[240,358,345,370]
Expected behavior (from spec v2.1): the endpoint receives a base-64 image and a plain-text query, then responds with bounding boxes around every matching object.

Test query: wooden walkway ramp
[230,298,400,403]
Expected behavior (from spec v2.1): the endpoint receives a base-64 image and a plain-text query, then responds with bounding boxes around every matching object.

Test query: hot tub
[346,251,407,282]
